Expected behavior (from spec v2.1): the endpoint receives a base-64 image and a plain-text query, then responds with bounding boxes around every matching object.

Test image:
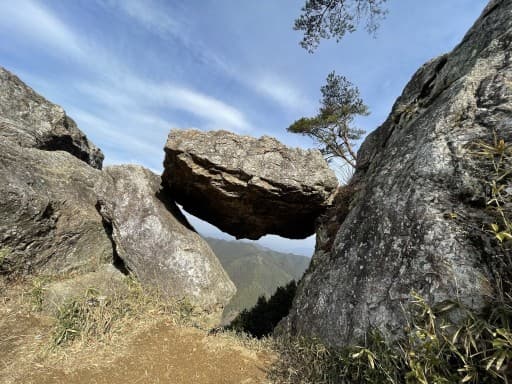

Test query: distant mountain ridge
[204,237,310,323]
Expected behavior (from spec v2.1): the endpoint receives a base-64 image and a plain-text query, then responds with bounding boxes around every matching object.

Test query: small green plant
[0,247,13,274]
[53,287,127,346]
[271,291,512,384]
[270,330,404,384]
[175,297,195,321]
[469,133,512,305]
[0,247,9,265]
[471,135,512,245]
[29,276,50,311]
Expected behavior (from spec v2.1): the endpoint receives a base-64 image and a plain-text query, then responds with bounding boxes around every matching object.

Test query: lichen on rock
[99,165,236,315]
[280,0,512,346]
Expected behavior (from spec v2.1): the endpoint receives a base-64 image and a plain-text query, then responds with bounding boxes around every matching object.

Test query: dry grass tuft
[268,134,512,384]
[0,274,226,383]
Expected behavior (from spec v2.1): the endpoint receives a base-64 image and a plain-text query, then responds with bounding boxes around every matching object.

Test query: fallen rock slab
[163,129,338,240]
[100,165,236,315]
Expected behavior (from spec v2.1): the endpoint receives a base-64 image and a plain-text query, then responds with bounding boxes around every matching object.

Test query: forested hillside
[205,237,310,323]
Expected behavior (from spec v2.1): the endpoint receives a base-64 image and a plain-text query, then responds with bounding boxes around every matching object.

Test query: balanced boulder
[163,129,338,240]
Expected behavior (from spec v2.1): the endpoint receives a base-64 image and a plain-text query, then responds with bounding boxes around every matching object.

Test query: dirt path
[27,322,272,384]
[1,286,274,384]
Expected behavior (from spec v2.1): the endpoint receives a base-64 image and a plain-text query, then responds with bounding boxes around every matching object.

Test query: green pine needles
[287,71,368,168]
[294,0,388,53]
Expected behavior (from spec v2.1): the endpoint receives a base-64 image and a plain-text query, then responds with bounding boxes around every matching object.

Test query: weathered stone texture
[280,0,512,346]
[0,66,103,169]
[100,165,236,313]
[0,70,235,320]
[0,141,113,276]
[163,129,338,240]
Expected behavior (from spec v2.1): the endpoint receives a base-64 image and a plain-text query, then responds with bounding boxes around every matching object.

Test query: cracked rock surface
[279,0,512,346]
[0,139,113,276]
[0,70,235,320]
[163,129,338,240]
[100,165,236,314]
[0,66,103,169]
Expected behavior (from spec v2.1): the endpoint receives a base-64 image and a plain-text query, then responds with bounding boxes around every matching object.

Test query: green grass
[28,276,51,311]
[0,247,9,265]
[270,291,512,383]
[0,247,12,273]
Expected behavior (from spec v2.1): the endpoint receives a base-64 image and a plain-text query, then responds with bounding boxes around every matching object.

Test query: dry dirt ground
[0,283,274,384]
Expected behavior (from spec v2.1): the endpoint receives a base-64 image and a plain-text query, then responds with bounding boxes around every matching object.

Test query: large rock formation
[280,0,512,346]
[0,67,103,169]
[0,68,235,320]
[100,165,236,311]
[0,140,113,275]
[163,129,338,240]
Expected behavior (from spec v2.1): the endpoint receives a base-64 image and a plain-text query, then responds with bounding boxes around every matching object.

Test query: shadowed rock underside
[163,129,338,240]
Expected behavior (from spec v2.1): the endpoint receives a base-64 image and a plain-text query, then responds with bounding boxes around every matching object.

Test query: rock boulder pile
[0,67,236,319]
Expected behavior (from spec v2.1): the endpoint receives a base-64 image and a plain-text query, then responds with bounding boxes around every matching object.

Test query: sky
[0,0,489,256]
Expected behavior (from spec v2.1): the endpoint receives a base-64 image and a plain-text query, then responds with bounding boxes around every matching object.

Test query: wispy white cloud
[249,74,313,112]
[161,86,251,131]
[101,0,309,114]
[0,0,251,134]
[0,0,83,58]
[102,0,230,72]
[104,0,178,36]
[76,82,135,109]
[76,78,251,132]
[69,108,164,157]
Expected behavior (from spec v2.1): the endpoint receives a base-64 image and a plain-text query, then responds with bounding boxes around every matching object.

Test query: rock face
[0,66,103,169]
[100,165,236,311]
[280,0,512,346]
[0,141,113,275]
[0,69,235,320]
[163,129,338,240]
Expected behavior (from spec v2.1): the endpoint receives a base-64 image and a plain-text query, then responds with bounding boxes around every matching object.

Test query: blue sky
[0,0,488,256]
